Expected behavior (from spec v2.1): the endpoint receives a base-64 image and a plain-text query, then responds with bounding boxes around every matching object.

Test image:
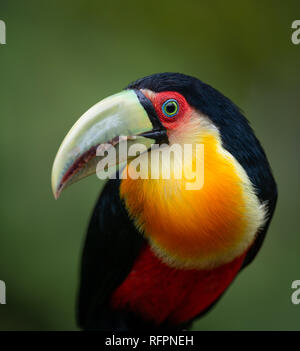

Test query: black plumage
[77,176,145,330]
[77,73,277,330]
[127,73,277,267]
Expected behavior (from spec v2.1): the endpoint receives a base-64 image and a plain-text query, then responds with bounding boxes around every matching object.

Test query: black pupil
[166,102,176,114]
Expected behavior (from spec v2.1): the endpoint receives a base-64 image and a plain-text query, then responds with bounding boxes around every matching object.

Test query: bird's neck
[120,127,266,270]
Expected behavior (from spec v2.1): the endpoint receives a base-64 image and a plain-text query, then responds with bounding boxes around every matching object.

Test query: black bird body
[52,73,277,331]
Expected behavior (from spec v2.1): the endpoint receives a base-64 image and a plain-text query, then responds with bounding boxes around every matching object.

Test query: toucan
[51,73,277,330]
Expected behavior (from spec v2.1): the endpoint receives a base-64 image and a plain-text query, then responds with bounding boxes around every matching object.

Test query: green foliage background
[0,0,299,330]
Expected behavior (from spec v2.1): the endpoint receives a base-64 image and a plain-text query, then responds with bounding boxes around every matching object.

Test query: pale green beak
[51,90,161,199]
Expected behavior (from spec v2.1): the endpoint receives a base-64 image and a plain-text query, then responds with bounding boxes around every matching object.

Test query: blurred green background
[0,0,299,330]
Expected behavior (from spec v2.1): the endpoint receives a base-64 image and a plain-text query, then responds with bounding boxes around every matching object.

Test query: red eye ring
[153,91,189,127]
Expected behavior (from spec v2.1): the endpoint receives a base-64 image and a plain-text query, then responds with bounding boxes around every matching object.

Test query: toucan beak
[51,89,165,199]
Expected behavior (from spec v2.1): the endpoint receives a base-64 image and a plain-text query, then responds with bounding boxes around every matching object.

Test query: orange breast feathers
[120,113,266,270]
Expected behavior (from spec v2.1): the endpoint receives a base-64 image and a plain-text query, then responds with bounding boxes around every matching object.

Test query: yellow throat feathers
[120,112,266,269]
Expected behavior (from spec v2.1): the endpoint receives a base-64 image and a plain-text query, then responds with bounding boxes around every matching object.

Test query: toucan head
[51,73,276,269]
[51,74,209,199]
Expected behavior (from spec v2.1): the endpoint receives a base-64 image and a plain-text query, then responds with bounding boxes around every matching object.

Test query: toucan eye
[162,99,179,117]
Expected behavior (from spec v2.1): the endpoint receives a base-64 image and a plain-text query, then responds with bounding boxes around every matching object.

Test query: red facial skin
[145,91,193,131]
